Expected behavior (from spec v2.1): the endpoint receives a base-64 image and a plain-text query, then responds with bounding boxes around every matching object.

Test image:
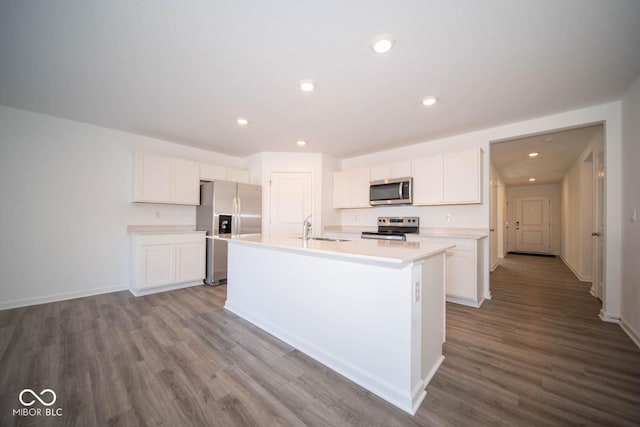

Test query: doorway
[490,124,605,301]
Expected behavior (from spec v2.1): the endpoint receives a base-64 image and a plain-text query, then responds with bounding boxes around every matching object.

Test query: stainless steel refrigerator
[196,181,262,285]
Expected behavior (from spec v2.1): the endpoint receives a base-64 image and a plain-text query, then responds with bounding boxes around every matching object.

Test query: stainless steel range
[361,217,420,241]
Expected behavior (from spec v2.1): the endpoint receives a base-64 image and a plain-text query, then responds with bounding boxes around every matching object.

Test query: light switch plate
[631,208,637,223]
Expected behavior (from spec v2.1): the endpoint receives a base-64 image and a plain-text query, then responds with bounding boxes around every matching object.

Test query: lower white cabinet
[409,235,486,307]
[130,232,205,296]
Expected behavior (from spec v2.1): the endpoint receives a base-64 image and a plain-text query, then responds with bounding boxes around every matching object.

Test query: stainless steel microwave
[369,177,413,205]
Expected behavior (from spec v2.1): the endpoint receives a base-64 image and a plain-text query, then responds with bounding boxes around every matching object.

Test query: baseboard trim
[129,281,203,297]
[599,309,621,323]
[446,295,481,308]
[620,318,640,350]
[0,284,128,311]
[559,255,591,283]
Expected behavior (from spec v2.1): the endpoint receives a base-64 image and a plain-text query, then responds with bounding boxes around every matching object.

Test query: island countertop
[213,234,454,266]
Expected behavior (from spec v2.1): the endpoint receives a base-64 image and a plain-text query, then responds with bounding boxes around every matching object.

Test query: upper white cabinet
[412,155,444,205]
[443,149,481,203]
[333,167,371,209]
[133,153,199,205]
[412,148,482,205]
[200,163,250,184]
[370,161,412,181]
[227,167,250,184]
[172,158,200,204]
[200,163,227,181]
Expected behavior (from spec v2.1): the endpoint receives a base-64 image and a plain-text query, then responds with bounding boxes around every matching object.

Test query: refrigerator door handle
[237,196,242,234]
[232,196,237,235]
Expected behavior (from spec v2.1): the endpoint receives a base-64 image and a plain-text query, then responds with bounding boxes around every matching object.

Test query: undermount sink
[297,237,350,242]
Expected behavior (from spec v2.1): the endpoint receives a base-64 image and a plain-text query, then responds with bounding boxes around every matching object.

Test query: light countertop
[127,225,205,235]
[323,225,488,239]
[215,234,454,266]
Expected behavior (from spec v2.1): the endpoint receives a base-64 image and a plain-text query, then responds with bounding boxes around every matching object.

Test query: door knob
[592,232,601,237]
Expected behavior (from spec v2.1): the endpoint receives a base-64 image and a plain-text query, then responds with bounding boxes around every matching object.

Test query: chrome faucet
[302,215,312,241]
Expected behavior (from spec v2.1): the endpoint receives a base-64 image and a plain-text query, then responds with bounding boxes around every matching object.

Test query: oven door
[369,178,412,205]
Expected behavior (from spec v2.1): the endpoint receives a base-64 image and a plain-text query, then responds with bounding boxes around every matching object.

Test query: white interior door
[593,151,605,300]
[269,172,312,235]
[515,196,551,254]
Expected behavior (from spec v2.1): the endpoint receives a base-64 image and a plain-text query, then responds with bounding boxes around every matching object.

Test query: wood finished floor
[1,254,639,426]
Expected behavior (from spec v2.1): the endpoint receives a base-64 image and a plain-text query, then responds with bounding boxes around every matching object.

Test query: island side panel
[420,254,446,389]
[224,241,417,412]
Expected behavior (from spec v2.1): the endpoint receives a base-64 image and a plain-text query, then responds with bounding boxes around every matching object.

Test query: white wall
[0,105,245,309]
[560,129,601,282]
[339,101,623,319]
[621,74,640,347]
[506,184,561,255]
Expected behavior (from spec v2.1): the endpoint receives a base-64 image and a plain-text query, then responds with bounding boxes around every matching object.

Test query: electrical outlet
[631,208,637,224]
[414,281,420,302]
[445,213,451,222]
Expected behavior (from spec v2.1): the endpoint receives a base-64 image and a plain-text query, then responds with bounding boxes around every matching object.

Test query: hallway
[426,254,640,425]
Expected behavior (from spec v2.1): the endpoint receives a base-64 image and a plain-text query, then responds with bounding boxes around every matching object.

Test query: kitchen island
[215,234,453,415]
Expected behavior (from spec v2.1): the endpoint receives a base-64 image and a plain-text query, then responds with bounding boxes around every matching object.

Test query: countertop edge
[215,235,454,266]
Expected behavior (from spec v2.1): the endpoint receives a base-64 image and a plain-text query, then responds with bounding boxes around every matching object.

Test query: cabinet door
[443,149,480,203]
[227,168,250,184]
[134,153,172,202]
[333,170,351,208]
[172,158,200,205]
[412,155,443,205]
[350,167,371,208]
[445,249,475,299]
[389,161,411,179]
[175,242,205,283]
[370,165,391,182]
[370,161,411,181]
[200,163,227,181]
[141,245,175,289]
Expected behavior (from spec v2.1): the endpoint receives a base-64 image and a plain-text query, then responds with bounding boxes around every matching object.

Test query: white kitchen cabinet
[412,155,444,204]
[130,232,206,296]
[412,148,482,205]
[370,161,412,181]
[172,158,200,204]
[443,149,481,203]
[133,153,200,205]
[227,167,250,184]
[200,163,227,181]
[408,235,485,307]
[332,167,371,209]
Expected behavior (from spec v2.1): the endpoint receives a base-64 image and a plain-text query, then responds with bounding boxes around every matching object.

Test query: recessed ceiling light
[296,140,307,147]
[529,178,536,182]
[237,118,248,126]
[299,80,315,92]
[528,152,539,157]
[371,34,395,54]
[422,96,438,106]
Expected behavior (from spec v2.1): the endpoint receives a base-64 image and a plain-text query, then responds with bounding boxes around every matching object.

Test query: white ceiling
[1,1,639,158]
[491,125,601,186]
